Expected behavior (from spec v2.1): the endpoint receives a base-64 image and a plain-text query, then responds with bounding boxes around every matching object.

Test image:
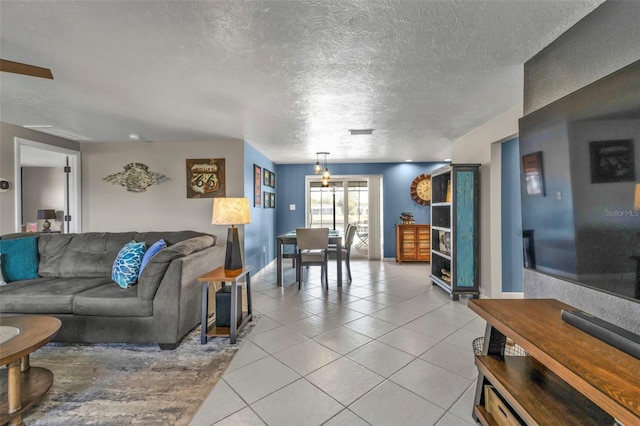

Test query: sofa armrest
[137,235,215,300]
[150,244,225,344]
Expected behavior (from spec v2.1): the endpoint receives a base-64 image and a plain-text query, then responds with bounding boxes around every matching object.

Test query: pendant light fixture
[313,153,323,174]
[314,152,330,185]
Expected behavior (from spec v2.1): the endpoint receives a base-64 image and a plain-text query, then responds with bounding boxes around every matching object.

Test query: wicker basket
[473,337,527,356]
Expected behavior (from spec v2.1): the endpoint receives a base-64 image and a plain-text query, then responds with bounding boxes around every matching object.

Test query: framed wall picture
[270,171,276,188]
[271,192,276,209]
[589,139,635,183]
[263,191,270,208]
[254,164,262,207]
[522,151,545,196]
[263,169,271,187]
[186,158,225,198]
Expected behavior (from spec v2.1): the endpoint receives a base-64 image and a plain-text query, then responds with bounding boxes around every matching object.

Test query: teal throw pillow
[0,254,7,285]
[138,239,166,278]
[112,241,147,288]
[0,237,39,282]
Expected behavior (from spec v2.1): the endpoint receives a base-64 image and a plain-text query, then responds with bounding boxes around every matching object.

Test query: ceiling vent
[349,129,374,135]
[23,125,93,141]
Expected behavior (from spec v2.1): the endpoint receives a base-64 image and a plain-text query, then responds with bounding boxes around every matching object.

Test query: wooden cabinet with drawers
[395,224,430,263]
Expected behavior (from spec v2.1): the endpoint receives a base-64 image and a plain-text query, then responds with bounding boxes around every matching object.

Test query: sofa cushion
[138,239,166,278]
[138,235,215,300]
[112,241,146,288]
[0,277,113,313]
[0,237,39,282]
[73,283,153,317]
[133,231,216,246]
[58,232,136,278]
[38,233,74,277]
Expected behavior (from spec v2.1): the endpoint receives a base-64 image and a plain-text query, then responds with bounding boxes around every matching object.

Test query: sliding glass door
[306,176,376,259]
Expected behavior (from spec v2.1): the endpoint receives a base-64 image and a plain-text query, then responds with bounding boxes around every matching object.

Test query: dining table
[276,229,344,287]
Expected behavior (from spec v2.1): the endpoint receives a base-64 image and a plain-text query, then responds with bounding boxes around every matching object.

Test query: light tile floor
[191,259,484,426]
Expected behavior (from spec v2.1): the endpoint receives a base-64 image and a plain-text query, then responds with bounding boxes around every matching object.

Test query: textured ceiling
[0,1,603,164]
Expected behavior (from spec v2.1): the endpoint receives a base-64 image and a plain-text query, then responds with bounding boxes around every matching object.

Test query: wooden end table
[0,315,61,426]
[198,265,253,344]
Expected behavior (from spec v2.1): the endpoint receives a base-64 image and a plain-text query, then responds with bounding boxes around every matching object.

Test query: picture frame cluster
[254,164,275,208]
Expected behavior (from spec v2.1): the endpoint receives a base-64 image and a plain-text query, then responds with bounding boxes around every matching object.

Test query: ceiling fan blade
[0,59,53,79]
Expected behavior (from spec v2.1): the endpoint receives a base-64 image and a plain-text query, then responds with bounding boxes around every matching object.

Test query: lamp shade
[37,209,56,220]
[212,198,251,225]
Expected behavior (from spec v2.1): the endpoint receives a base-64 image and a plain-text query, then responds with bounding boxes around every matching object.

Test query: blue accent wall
[274,162,446,258]
[501,137,524,292]
[244,142,276,272]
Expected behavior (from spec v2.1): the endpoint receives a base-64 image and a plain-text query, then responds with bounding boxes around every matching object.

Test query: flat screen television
[519,59,640,302]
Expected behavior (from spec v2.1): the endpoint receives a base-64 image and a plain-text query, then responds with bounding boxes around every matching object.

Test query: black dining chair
[295,227,330,289]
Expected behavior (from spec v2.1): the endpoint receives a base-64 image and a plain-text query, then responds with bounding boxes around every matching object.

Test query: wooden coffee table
[0,316,61,426]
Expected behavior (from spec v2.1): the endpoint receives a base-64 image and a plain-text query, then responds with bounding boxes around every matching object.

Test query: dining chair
[295,227,329,289]
[328,224,357,282]
[355,223,369,250]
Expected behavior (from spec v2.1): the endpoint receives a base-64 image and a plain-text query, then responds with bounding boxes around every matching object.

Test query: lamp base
[42,219,52,232]
[224,226,243,274]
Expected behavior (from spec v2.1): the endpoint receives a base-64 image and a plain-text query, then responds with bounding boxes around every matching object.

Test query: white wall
[0,122,80,235]
[451,104,522,298]
[81,139,245,236]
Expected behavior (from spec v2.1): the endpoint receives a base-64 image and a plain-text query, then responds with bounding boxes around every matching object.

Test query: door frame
[13,138,82,233]
[304,174,383,260]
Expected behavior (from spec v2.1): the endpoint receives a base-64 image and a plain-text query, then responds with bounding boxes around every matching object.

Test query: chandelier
[313,152,330,186]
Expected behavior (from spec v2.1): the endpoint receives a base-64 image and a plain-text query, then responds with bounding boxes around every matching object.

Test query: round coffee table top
[0,316,61,365]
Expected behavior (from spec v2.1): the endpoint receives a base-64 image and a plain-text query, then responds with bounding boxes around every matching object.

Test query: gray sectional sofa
[0,231,225,349]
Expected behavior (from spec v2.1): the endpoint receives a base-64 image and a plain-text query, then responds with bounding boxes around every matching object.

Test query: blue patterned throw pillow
[138,239,166,279]
[112,241,146,288]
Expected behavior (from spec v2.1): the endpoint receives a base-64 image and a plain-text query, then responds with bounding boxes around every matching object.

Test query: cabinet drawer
[485,385,522,426]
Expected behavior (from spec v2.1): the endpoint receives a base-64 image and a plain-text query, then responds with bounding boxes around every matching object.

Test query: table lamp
[212,197,251,274]
[37,209,56,232]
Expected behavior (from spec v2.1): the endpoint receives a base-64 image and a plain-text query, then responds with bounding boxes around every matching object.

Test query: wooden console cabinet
[395,224,430,263]
[469,299,640,426]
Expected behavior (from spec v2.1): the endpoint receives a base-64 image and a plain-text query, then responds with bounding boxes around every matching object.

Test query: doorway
[14,138,82,233]
[305,175,382,260]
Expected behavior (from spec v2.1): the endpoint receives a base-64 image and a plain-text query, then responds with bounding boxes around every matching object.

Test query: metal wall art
[103,162,169,193]
[186,158,226,198]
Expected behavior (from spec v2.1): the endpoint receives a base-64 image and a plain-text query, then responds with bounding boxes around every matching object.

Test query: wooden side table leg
[230,281,238,344]
[201,281,209,344]
[7,360,23,425]
[245,273,252,319]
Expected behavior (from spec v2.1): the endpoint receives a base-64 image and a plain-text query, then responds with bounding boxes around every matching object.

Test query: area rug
[22,324,252,426]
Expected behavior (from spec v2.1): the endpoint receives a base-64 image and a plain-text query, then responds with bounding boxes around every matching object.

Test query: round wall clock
[410,174,431,206]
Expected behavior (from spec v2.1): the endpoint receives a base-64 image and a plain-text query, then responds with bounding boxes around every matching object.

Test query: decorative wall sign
[186,158,225,198]
[103,162,169,193]
[522,151,545,196]
[589,140,635,183]
[254,164,262,207]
